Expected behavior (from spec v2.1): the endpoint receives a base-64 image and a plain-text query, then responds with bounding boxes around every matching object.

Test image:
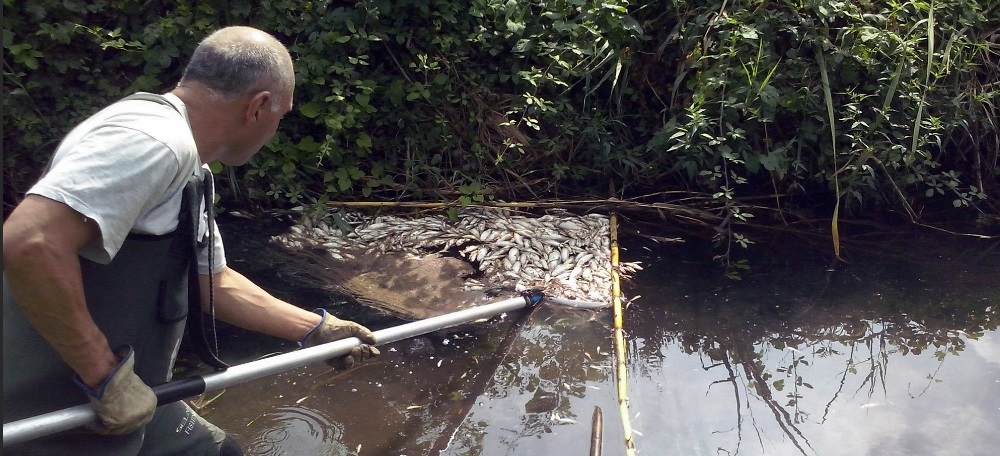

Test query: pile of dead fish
[272,208,641,304]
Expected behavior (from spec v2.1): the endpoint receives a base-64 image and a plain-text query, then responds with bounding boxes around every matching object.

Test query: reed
[814,40,843,260]
[908,0,936,166]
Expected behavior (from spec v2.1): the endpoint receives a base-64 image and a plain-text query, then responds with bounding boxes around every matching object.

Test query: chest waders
[2,172,227,453]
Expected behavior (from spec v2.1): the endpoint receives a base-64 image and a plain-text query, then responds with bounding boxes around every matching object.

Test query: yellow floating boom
[610,214,636,455]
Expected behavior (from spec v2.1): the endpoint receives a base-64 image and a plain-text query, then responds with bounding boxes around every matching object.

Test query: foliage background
[4,0,998,238]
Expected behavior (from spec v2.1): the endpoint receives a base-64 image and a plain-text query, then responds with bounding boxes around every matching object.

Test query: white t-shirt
[28,93,226,275]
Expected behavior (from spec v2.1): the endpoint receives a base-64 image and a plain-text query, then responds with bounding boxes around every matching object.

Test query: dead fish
[540,233,571,243]
[550,262,573,278]
[551,412,578,425]
[861,402,888,409]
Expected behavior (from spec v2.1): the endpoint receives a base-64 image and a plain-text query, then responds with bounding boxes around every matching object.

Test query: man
[2,26,378,455]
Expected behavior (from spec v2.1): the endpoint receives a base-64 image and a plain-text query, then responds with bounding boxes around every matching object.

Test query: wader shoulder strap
[180,168,229,370]
[121,92,182,113]
[125,92,228,370]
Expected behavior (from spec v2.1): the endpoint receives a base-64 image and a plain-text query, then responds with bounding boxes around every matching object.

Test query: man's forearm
[6,254,118,389]
[201,266,321,342]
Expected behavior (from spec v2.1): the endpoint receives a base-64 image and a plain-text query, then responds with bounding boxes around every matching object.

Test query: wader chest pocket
[157,279,188,324]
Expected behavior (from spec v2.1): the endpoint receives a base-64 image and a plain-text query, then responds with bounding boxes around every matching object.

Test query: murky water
[199,225,999,456]
[623,233,999,456]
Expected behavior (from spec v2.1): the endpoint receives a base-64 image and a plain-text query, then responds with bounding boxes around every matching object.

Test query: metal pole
[4,294,539,446]
[590,406,604,456]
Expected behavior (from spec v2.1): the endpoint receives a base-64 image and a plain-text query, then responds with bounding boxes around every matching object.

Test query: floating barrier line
[326,200,626,209]
[324,199,713,219]
[610,214,636,455]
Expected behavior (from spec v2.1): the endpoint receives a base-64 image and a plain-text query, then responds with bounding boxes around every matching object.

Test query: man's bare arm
[2,195,119,388]
[200,267,321,342]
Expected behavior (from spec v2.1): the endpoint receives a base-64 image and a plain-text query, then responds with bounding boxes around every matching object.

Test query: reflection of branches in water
[813,318,969,424]
[907,356,947,399]
[704,353,747,456]
[625,230,999,455]
[660,315,980,456]
[737,348,815,456]
[813,320,901,423]
[635,271,995,455]
[821,318,969,406]
[821,343,855,423]
[701,346,817,456]
[770,349,815,425]
[830,319,894,405]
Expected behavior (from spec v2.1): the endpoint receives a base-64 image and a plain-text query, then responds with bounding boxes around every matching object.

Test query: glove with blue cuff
[73,345,157,435]
[300,308,380,369]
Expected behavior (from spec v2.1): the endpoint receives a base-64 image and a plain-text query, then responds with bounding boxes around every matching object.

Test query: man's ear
[246,91,272,122]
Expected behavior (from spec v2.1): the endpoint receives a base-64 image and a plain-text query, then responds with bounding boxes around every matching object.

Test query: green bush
[4,0,996,236]
[636,0,995,216]
[2,0,216,210]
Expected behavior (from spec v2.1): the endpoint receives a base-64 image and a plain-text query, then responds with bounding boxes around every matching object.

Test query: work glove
[299,308,381,369]
[73,345,157,435]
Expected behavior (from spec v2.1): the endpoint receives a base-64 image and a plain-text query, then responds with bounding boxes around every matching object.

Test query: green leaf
[738,25,759,40]
[506,20,525,35]
[356,133,372,148]
[387,80,405,106]
[299,102,323,119]
[298,136,321,153]
[355,93,370,107]
[21,54,39,70]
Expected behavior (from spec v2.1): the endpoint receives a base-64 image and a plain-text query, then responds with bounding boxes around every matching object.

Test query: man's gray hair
[180,27,294,111]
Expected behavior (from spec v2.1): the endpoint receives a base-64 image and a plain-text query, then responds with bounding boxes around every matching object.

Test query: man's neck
[170,83,235,164]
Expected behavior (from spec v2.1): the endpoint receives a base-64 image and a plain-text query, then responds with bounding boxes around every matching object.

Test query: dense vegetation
[4,0,998,253]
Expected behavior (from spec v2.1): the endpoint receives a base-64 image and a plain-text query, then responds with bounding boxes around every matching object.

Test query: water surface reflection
[626,234,999,456]
[203,224,998,455]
